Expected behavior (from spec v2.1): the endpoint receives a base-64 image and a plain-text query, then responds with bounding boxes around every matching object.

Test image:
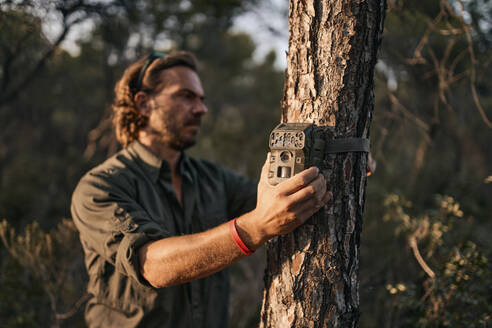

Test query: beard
[168,116,201,151]
[168,132,197,151]
[148,114,200,151]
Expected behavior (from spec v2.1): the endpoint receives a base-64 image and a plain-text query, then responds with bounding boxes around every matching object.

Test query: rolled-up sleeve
[71,170,170,285]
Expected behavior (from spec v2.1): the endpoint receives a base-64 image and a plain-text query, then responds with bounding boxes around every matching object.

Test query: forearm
[139,210,266,288]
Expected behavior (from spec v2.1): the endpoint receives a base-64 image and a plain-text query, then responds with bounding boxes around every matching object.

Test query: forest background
[0,0,491,327]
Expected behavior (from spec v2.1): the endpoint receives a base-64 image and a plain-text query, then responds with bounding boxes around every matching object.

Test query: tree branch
[455,0,492,128]
[387,91,431,134]
[0,1,114,106]
[409,236,436,279]
[0,19,72,106]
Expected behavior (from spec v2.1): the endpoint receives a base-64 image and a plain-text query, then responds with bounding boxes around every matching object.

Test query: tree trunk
[260,1,386,327]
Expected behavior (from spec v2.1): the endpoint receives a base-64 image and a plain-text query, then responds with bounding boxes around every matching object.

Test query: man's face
[144,66,207,150]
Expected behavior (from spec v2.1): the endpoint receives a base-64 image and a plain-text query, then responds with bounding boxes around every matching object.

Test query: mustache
[185,116,202,126]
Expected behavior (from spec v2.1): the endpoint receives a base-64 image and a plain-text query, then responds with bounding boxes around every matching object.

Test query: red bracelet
[229,218,254,256]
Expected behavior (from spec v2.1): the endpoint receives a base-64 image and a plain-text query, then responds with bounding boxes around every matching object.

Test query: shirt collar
[178,152,193,182]
[128,141,193,183]
[158,151,193,184]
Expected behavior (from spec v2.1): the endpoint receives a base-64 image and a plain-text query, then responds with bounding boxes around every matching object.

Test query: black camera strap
[309,131,369,167]
[324,138,370,153]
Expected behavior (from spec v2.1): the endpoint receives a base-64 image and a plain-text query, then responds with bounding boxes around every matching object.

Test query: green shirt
[71,141,256,328]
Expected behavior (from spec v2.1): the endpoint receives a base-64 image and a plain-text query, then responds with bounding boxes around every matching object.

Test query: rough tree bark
[260,1,386,327]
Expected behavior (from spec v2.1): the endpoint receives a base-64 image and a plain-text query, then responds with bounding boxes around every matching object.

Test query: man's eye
[182,92,195,100]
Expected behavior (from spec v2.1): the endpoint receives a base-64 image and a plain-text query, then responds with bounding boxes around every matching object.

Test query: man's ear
[134,91,152,116]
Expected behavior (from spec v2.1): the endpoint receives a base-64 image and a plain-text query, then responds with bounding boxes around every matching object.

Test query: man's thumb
[260,152,271,181]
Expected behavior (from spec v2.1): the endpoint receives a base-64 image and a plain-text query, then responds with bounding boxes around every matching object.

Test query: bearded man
[71,51,330,328]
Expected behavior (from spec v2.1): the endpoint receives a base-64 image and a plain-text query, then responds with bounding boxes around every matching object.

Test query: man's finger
[287,174,325,204]
[323,190,333,205]
[295,189,332,220]
[297,190,332,222]
[277,166,319,195]
[312,174,326,202]
[294,197,321,223]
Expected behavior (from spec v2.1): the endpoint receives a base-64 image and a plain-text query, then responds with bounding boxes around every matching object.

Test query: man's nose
[193,100,208,115]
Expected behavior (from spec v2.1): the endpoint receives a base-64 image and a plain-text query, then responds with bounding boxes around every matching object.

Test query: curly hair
[112,51,198,148]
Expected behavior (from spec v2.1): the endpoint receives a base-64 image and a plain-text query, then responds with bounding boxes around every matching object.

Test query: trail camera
[268,123,325,186]
[267,123,371,186]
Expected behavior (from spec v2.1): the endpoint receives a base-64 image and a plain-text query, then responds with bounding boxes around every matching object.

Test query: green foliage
[0,258,47,327]
[0,9,48,94]
[0,219,87,327]
[378,194,492,327]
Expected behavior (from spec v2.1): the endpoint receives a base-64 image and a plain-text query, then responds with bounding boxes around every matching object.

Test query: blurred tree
[359,0,492,326]
[368,0,492,213]
[260,0,386,327]
[0,0,122,106]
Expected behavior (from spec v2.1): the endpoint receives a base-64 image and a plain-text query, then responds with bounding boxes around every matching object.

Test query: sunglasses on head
[134,52,168,93]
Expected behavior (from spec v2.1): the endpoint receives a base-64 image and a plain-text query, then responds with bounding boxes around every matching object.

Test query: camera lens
[280,151,291,162]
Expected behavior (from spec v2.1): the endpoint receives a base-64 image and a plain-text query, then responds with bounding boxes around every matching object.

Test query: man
[71,51,330,328]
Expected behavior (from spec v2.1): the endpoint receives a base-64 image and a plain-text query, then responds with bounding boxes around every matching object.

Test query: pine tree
[260,1,386,326]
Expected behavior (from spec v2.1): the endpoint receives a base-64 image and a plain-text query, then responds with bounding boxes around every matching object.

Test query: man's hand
[236,153,332,249]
